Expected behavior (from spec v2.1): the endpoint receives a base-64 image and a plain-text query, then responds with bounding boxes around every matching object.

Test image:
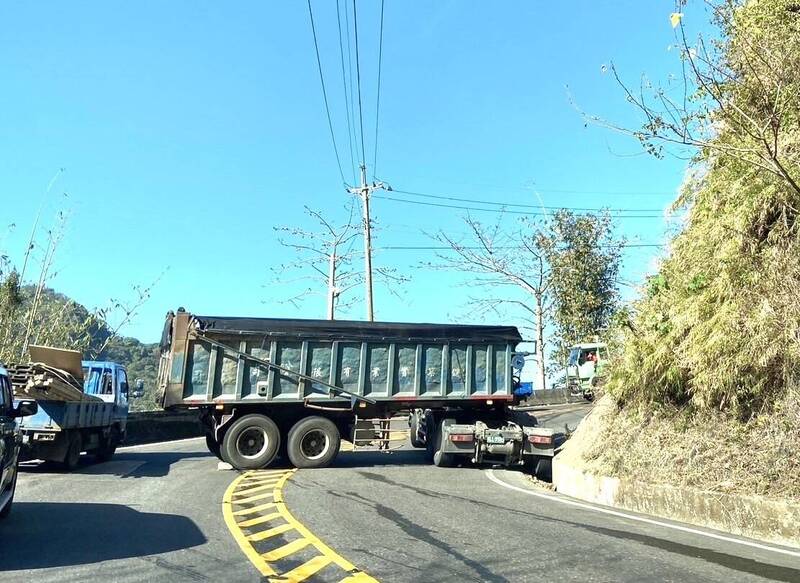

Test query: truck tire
[96,427,119,463]
[424,413,436,462]
[432,418,456,468]
[287,416,340,469]
[408,411,425,448]
[222,414,281,470]
[62,431,82,472]
[534,457,552,482]
[205,433,223,460]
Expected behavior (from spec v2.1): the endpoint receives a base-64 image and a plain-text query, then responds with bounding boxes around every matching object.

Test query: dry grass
[562,390,800,500]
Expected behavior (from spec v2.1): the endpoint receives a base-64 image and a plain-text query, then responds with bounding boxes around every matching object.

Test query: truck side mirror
[12,400,38,418]
[131,378,145,399]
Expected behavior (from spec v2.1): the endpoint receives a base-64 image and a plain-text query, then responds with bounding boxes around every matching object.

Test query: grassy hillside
[566,1,800,499]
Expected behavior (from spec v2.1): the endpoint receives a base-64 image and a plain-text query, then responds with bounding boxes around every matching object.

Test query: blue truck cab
[18,360,130,471]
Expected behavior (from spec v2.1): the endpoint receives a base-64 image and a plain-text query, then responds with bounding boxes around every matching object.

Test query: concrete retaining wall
[124,410,204,446]
[553,457,800,549]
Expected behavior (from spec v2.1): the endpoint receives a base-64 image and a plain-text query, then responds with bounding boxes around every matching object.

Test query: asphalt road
[4,403,799,582]
[1,439,254,582]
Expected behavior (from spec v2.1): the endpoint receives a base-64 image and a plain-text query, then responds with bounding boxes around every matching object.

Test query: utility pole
[327,248,337,320]
[347,164,390,321]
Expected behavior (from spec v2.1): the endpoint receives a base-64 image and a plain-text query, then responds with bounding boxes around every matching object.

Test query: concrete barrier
[124,410,204,446]
[553,457,800,549]
[552,398,800,549]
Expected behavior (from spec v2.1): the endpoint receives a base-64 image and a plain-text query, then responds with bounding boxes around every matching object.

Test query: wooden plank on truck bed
[29,345,85,382]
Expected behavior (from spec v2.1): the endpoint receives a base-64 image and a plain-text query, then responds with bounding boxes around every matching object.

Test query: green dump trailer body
[160,312,520,409]
[158,310,563,477]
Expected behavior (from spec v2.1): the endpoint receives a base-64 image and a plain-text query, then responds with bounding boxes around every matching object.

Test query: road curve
[284,448,800,582]
[3,406,799,583]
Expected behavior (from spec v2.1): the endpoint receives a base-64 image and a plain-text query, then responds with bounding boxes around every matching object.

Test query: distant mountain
[0,284,160,411]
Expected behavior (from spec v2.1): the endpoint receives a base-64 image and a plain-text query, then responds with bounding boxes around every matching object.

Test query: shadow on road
[19,450,212,479]
[0,502,206,571]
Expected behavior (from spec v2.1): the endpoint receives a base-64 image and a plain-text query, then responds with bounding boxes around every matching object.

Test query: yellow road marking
[275,555,332,582]
[222,473,279,578]
[223,467,379,582]
[248,522,294,542]
[244,469,293,478]
[234,482,281,496]
[237,511,283,528]
[235,491,276,504]
[238,479,283,489]
[233,501,277,516]
[341,574,381,583]
[261,538,311,561]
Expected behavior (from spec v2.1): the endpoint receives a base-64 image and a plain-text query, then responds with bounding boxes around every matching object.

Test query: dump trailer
[159,310,565,478]
[15,361,131,470]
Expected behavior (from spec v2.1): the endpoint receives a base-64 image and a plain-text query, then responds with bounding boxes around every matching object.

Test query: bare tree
[580,0,800,198]
[271,204,410,320]
[271,205,363,320]
[425,215,551,392]
[88,273,166,358]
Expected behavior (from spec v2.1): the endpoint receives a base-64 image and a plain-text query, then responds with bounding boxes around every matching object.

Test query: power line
[336,0,357,184]
[343,0,359,177]
[372,0,385,179]
[377,244,665,250]
[392,189,663,213]
[352,0,367,166]
[378,175,677,197]
[372,194,664,218]
[306,0,347,185]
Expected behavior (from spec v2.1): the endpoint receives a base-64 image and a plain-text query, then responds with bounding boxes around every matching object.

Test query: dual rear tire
[219,414,341,470]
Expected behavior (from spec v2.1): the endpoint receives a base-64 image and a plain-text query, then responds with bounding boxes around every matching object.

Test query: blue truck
[17,361,131,470]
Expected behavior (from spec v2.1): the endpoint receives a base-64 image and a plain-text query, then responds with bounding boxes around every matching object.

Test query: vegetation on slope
[609,0,800,418]
[572,1,800,498]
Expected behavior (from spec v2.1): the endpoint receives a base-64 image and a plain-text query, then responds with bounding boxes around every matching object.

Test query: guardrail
[522,389,587,407]
[124,410,204,446]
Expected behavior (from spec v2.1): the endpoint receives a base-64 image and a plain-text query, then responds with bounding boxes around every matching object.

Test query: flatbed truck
[17,361,131,470]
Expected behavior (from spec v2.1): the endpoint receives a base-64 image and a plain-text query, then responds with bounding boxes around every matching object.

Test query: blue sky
[0,1,705,344]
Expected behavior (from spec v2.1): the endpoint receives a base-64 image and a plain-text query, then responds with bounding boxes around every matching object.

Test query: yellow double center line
[223,469,378,582]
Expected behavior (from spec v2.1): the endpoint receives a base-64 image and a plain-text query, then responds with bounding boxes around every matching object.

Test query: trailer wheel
[287,416,340,469]
[205,433,223,460]
[408,411,425,448]
[62,431,82,472]
[222,414,280,470]
[432,418,456,468]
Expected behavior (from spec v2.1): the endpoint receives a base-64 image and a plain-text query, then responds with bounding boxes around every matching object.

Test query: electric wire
[336,0,357,184]
[377,244,664,250]
[391,189,663,213]
[352,0,367,166]
[344,0,359,173]
[372,194,664,218]
[372,0,386,179]
[306,0,347,185]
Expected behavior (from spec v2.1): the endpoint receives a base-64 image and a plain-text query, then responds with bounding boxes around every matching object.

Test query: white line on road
[117,436,205,451]
[485,469,800,560]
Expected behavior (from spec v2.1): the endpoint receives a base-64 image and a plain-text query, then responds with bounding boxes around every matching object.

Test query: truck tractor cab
[565,342,608,401]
